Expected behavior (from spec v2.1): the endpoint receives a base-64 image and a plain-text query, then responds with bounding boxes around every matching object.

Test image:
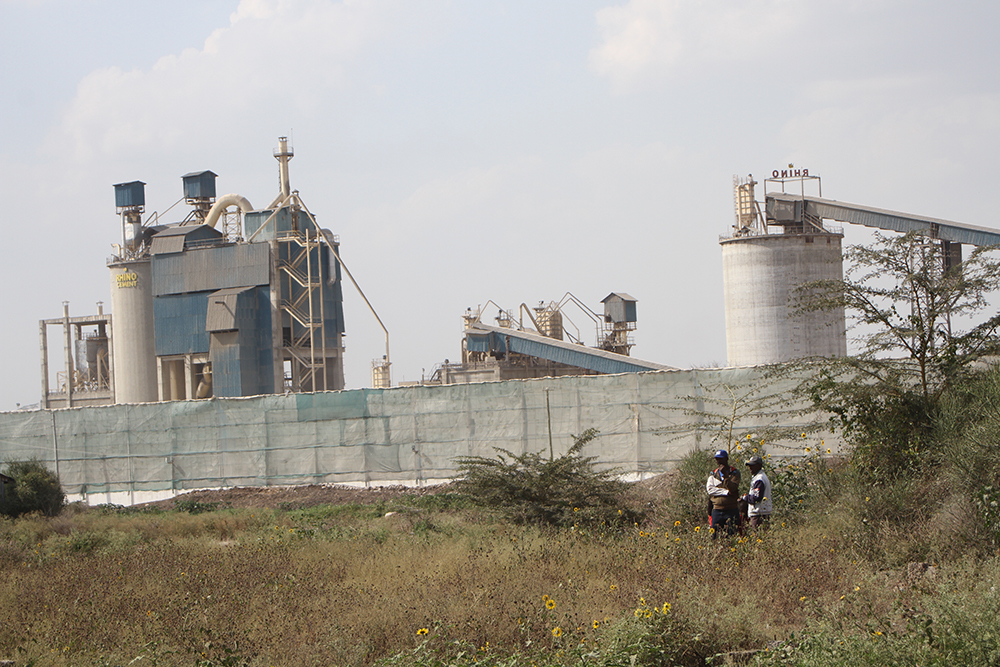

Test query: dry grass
[0,472,996,666]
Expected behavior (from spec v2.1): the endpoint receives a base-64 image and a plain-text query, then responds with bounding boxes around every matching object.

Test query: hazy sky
[2,0,998,410]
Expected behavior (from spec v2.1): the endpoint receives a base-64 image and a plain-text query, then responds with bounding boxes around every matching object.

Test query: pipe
[203,193,254,229]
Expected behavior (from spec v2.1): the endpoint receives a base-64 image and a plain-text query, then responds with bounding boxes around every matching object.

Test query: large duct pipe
[203,193,254,229]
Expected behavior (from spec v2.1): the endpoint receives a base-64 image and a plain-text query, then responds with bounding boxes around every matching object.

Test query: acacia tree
[796,230,1000,473]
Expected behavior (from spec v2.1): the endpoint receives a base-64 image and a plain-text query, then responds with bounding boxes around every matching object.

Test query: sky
[1,0,999,410]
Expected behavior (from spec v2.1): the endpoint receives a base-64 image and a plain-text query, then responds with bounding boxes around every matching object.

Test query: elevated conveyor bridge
[766,192,1000,247]
[465,323,676,375]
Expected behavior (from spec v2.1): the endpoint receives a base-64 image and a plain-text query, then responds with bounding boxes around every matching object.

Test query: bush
[0,459,65,518]
[453,428,644,528]
[659,448,717,526]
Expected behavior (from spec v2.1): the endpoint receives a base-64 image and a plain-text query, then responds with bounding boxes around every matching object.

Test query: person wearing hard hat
[741,454,773,530]
[706,449,741,538]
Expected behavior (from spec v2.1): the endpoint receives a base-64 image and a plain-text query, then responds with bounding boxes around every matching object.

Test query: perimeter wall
[0,366,838,504]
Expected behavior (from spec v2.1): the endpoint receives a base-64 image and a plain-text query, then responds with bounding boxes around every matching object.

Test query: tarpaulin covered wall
[0,366,836,501]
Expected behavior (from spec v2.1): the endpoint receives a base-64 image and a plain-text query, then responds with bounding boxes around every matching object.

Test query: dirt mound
[142,482,454,511]
[140,472,677,512]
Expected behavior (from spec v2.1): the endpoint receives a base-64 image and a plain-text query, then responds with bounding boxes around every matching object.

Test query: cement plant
[10,140,1000,504]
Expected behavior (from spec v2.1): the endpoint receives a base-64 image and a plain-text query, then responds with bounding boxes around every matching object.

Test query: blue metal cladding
[323,245,345,336]
[154,292,211,356]
[152,243,270,296]
[208,286,274,397]
[181,171,217,199]
[113,181,146,208]
[242,208,320,241]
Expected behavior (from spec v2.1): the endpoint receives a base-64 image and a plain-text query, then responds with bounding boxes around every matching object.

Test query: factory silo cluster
[106,138,346,404]
[720,174,847,367]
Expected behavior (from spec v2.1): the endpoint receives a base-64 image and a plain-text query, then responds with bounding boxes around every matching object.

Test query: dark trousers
[711,508,740,538]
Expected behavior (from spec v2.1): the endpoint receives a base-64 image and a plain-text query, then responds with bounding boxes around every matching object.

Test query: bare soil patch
[140,472,675,512]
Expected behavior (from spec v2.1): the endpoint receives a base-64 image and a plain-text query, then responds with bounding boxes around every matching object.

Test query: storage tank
[109,259,158,402]
[721,232,847,366]
[534,303,563,340]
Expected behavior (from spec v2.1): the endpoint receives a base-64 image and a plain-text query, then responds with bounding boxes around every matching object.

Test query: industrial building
[41,138,352,408]
[417,293,674,385]
[720,171,1000,367]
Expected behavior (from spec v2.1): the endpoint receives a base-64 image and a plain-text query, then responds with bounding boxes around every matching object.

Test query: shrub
[453,428,644,528]
[0,459,65,518]
[659,448,717,526]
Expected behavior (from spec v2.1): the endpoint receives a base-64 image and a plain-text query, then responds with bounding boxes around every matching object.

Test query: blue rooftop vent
[182,171,217,201]
[113,181,146,209]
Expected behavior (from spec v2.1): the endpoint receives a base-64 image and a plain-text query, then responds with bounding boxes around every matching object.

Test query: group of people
[705,449,772,537]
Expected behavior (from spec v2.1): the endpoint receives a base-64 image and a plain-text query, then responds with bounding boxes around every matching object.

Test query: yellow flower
[854,586,860,591]
[675,537,681,543]
[827,448,831,454]
[694,526,700,532]
[639,597,646,606]
[542,594,549,602]
[800,596,807,602]
[753,448,758,453]
[417,628,429,636]
[593,620,600,629]
[644,610,652,618]
[546,599,556,610]
[634,608,642,618]
[746,434,751,440]
[552,627,562,638]
[709,527,715,534]
[674,520,681,527]
[801,432,806,438]
[609,584,617,591]
[661,602,671,613]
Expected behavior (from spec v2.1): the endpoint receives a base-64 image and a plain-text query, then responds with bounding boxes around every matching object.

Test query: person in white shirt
[741,454,772,530]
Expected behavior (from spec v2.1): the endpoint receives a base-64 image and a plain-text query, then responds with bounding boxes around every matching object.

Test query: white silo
[721,175,847,366]
[109,182,158,403]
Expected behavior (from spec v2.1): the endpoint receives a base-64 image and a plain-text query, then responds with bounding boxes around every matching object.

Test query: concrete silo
[109,182,159,403]
[721,174,847,367]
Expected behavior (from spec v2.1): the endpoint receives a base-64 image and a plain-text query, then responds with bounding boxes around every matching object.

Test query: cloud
[589,0,803,90]
[784,76,1000,191]
[42,0,426,164]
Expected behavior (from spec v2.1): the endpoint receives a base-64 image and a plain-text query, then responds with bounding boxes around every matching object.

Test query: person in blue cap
[706,449,742,537]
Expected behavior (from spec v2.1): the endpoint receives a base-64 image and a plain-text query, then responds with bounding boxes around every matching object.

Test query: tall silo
[109,182,158,403]
[721,175,847,366]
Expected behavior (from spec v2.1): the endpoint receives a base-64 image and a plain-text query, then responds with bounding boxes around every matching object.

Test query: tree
[0,460,65,518]
[453,428,643,527]
[796,230,1000,474]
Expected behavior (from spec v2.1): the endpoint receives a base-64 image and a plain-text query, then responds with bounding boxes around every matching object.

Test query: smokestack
[275,137,293,199]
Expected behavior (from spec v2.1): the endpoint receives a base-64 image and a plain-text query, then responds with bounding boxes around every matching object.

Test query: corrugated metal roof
[465,323,675,374]
[767,192,1000,247]
[602,292,636,302]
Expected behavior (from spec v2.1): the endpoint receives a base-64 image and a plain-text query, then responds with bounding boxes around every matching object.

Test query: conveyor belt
[766,192,1000,246]
[464,323,676,374]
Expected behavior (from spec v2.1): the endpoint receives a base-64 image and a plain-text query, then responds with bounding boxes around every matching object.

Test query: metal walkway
[464,323,676,374]
[766,192,1000,247]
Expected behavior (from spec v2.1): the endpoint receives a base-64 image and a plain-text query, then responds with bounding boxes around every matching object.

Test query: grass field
[2,456,999,667]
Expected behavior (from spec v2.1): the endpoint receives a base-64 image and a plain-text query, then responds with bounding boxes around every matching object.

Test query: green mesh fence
[0,366,836,500]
